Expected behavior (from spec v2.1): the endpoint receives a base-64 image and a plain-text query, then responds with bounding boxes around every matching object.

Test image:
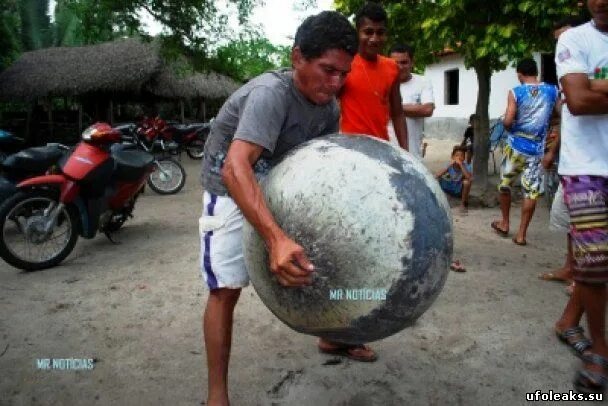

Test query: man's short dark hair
[389,44,414,58]
[294,11,358,59]
[516,58,538,77]
[355,2,388,29]
[554,16,586,30]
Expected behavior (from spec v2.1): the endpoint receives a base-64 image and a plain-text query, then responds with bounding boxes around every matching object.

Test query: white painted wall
[423,52,542,120]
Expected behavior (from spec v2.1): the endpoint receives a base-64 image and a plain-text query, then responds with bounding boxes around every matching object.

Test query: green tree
[336,0,583,196]
[19,0,52,50]
[52,0,138,46]
[49,0,263,71]
[0,0,21,70]
[209,32,291,82]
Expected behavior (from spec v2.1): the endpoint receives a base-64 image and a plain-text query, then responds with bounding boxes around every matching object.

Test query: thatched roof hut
[145,70,240,100]
[0,38,240,102]
[0,39,161,101]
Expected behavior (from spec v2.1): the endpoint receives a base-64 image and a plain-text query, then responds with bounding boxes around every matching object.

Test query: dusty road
[0,141,597,405]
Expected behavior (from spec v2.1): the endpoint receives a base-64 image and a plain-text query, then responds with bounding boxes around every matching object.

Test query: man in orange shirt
[339,2,409,150]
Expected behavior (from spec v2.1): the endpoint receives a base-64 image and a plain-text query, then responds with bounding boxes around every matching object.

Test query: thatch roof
[0,38,240,102]
[0,39,162,101]
[145,69,240,100]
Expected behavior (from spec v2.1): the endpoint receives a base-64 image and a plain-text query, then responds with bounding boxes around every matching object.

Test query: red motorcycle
[136,116,210,159]
[114,121,186,195]
[0,123,155,271]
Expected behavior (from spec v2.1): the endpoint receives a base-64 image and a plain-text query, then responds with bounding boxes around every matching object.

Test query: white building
[422,51,555,140]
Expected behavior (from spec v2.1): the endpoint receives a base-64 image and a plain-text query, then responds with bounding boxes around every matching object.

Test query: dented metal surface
[243,134,452,344]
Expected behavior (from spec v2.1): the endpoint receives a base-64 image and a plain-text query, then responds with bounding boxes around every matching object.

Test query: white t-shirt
[388,74,434,157]
[555,21,608,176]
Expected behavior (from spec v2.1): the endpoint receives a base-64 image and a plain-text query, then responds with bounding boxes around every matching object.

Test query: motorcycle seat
[2,146,65,174]
[172,123,209,135]
[112,149,154,182]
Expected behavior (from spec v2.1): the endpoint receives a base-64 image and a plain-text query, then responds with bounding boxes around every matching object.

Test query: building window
[445,69,459,105]
[541,53,558,85]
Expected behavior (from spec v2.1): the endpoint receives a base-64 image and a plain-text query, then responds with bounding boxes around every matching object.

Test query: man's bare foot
[318,338,377,362]
[539,266,573,283]
[491,220,509,237]
[554,323,592,357]
[450,259,466,272]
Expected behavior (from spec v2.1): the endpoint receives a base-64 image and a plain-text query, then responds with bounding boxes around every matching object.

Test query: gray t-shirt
[201,69,340,196]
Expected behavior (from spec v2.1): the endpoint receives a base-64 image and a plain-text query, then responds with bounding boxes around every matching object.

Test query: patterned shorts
[498,144,544,200]
[562,175,608,284]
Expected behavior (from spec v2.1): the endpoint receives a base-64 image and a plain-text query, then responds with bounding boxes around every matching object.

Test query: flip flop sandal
[512,237,527,246]
[556,326,592,357]
[450,261,466,272]
[574,353,608,394]
[491,221,509,237]
[319,342,378,363]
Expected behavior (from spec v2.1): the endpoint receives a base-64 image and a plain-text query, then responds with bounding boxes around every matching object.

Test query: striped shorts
[199,191,249,290]
[562,175,608,284]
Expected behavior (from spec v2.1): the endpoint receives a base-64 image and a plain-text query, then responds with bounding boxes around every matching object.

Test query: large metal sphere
[243,135,452,344]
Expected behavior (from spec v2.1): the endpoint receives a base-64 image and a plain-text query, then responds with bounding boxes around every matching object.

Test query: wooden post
[108,99,114,125]
[180,100,185,123]
[78,101,83,134]
[47,98,53,142]
[26,102,34,144]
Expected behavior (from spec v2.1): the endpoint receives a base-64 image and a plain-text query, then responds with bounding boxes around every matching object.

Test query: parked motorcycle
[131,116,210,159]
[0,143,69,204]
[0,129,26,162]
[170,121,211,159]
[114,122,186,195]
[0,123,155,271]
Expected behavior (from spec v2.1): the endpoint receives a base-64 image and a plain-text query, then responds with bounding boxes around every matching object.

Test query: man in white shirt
[388,44,435,158]
[554,0,608,394]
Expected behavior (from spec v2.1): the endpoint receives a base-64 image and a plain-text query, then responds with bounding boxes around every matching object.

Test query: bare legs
[492,190,537,243]
[493,190,511,234]
[204,288,242,406]
[579,283,608,373]
[514,198,537,244]
[461,179,472,209]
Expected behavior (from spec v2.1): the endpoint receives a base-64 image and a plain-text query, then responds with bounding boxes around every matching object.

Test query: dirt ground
[0,139,599,405]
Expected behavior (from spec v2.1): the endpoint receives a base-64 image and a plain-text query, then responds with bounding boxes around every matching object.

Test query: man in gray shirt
[199,12,362,406]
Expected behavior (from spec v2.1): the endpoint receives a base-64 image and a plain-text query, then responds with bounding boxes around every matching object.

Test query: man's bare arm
[389,79,408,150]
[503,91,517,130]
[402,103,434,118]
[222,140,313,286]
[561,73,608,115]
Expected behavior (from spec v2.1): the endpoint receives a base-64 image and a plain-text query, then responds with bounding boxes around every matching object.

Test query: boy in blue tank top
[491,58,559,245]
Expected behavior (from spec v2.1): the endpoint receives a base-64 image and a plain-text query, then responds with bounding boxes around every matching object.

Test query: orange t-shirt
[339,54,399,141]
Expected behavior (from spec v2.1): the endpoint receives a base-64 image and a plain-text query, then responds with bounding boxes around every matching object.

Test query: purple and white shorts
[199,191,249,290]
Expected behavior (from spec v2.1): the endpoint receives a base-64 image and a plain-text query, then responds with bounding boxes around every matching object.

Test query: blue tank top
[508,83,558,156]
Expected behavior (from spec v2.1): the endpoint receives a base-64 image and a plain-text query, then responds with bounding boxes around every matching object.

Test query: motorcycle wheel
[0,190,79,271]
[185,140,205,159]
[147,158,186,195]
